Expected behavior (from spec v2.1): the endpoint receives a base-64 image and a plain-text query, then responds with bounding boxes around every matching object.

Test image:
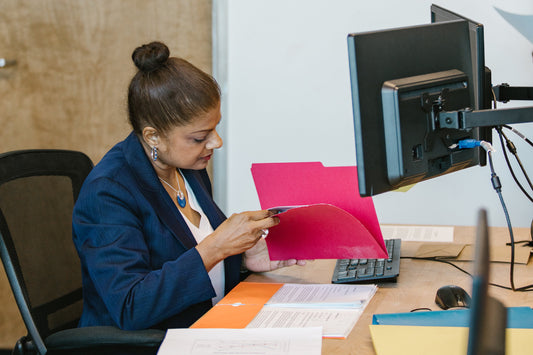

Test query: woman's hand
[243,238,308,272]
[196,210,279,271]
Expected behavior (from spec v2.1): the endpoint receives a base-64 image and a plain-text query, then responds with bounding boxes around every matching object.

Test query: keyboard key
[331,239,401,284]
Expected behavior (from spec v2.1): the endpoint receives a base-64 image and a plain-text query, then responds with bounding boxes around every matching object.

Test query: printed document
[247,283,377,338]
[157,327,322,355]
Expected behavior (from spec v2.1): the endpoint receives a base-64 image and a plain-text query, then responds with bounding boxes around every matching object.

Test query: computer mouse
[435,285,472,310]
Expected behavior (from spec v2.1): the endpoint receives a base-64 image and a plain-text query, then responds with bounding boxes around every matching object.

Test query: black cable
[502,124,533,148]
[403,256,533,292]
[401,256,472,276]
[487,150,516,290]
[493,94,533,244]
[486,150,533,292]
[407,142,533,292]
[496,127,533,201]
[492,88,533,148]
[507,240,533,246]
[500,129,533,190]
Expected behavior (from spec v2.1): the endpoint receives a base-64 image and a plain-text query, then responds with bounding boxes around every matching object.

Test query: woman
[72,41,305,331]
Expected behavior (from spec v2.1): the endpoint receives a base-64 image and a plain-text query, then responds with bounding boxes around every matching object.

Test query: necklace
[159,170,187,208]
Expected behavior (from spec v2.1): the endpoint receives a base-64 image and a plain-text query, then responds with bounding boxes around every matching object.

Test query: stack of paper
[248,283,377,338]
[192,282,377,339]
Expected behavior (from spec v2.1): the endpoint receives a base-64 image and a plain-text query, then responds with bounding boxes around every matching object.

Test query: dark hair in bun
[131,41,170,73]
[127,41,221,135]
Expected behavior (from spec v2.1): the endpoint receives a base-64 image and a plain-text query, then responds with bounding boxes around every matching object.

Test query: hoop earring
[151,146,158,161]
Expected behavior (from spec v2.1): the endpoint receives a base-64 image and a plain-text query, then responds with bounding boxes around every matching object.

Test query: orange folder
[190,282,283,329]
[251,162,387,259]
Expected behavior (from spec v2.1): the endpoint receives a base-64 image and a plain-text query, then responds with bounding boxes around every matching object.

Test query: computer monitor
[348,20,484,196]
[431,4,488,111]
[431,4,493,165]
[467,208,506,355]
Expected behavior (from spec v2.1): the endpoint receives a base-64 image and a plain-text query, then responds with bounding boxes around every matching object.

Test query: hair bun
[132,41,170,72]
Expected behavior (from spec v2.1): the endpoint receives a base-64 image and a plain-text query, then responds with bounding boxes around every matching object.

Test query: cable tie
[479,140,496,153]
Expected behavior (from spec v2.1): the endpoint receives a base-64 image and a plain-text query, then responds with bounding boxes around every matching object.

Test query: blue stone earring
[151,146,158,161]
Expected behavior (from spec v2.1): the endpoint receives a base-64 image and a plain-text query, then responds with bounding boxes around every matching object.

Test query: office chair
[0,150,165,355]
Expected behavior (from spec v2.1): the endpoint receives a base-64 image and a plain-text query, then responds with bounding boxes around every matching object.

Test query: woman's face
[155,102,223,171]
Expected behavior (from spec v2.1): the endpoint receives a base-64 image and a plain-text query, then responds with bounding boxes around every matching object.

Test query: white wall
[213,0,533,228]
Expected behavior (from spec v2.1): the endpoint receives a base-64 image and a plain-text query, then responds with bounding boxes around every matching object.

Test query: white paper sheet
[380,225,454,242]
[247,308,363,338]
[157,327,322,355]
[266,283,376,308]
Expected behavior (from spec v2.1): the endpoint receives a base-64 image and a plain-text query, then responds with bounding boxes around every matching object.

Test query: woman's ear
[142,127,160,147]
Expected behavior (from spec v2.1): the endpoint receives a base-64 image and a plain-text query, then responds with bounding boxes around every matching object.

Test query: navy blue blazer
[72,132,242,330]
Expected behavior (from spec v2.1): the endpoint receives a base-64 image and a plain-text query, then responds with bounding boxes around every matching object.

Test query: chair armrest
[44,326,165,350]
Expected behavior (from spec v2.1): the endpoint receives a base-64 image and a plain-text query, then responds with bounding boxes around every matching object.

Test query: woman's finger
[244,209,274,221]
[251,216,279,233]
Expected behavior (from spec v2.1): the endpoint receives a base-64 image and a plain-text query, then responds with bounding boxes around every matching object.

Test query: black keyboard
[331,239,401,284]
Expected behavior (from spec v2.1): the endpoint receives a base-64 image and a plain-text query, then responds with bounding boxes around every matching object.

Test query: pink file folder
[251,162,387,260]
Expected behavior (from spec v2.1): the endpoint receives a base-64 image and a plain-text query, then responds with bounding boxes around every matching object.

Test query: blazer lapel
[122,133,197,250]
[182,169,226,229]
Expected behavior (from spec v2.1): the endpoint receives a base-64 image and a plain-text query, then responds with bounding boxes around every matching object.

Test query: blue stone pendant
[177,191,186,208]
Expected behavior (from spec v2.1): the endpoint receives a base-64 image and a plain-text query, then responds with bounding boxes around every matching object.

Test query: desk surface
[245,226,533,354]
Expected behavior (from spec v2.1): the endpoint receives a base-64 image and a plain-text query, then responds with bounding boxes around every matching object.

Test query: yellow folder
[369,325,533,355]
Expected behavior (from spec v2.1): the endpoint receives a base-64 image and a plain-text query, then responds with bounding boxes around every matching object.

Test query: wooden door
[0,0,212,348]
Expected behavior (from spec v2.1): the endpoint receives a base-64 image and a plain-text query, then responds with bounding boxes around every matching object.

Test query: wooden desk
[245,226,533,354]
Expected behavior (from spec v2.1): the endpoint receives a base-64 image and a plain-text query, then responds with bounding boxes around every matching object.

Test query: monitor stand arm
[493,84,533,103]
[434,75,533,129]
[438,105,533,130]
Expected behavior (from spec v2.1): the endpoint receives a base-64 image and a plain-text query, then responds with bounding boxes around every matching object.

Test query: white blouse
[180,173,225,305]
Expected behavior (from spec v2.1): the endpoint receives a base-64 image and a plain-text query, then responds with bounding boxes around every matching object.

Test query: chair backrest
[0,149,93,352]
